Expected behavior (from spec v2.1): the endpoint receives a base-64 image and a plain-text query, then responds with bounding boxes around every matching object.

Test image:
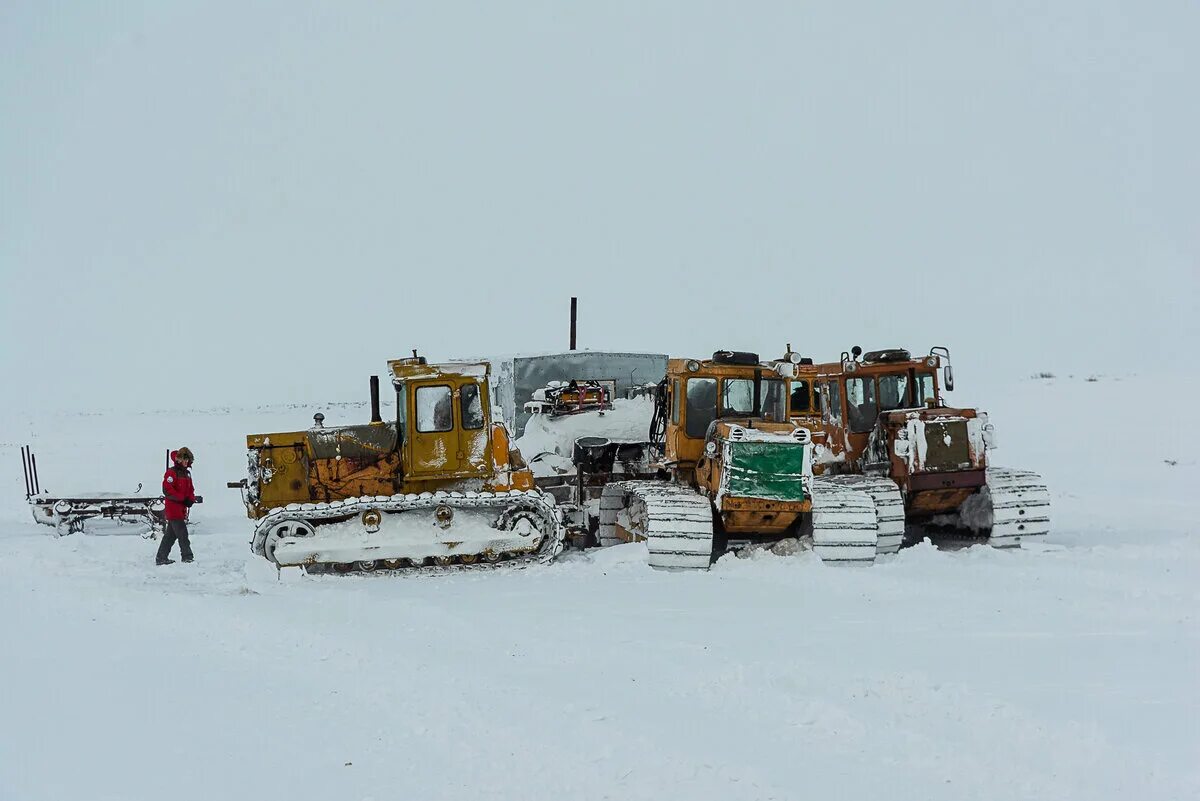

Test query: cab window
[821,381,842,425]
[916,372,936,406]
[790,380,812,414]
[396,384,407,435]
[684,377,717,438]
[721,378,755,415]
[460,383,485,430]
[846,377,877,433]
[670,379,681,424]
[878,374,910,412]
[761,379,786,421]
[416,385,454,433]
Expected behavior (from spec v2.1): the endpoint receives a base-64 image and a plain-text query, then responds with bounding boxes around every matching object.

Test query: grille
[921,420,971,471]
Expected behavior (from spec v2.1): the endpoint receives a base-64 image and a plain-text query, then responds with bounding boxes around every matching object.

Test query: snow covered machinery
[595,351,881,569]
[20,445,169,538]
[232,356,564,574]
[787,346,1050,551]
[524,379,613,417]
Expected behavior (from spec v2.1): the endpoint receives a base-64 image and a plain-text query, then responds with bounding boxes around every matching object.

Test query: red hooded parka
[163,451,196,521]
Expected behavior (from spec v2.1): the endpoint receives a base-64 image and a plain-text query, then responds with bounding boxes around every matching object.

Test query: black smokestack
[370,376,382,424]
[570,296,577,351]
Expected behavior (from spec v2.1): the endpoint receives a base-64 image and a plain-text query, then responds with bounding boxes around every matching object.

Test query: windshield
[720,378,787,422]
[878,373,910,412]
[846,377,877,433]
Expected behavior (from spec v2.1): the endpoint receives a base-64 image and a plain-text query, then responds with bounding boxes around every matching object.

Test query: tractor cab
[801,347,997,515]
[654,351,797,473]
[387,355,532,493]
[651,351,815,536]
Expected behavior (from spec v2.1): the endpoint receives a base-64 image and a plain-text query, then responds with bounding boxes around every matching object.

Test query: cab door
[408,380,461,477]
[456,379,492,475]
[407,378,492,479]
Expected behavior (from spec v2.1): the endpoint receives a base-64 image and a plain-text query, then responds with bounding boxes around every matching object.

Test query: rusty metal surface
[240,360,538,520]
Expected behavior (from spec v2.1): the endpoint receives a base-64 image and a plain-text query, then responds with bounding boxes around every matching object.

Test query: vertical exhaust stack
[370,376,382,424]
[21,446,33,498]
[570,296,577,351]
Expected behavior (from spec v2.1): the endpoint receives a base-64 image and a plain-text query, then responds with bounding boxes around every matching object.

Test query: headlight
[704,440,717,456]
[686,359,701,372]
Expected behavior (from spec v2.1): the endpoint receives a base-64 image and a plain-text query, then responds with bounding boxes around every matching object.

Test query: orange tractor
[786,346,1050,551]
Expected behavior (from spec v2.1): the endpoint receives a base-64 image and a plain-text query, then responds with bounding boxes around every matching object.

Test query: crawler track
[810,476,881,563]
[598,481,715,570]
[982,467,1051,547]
[250,489,564,574]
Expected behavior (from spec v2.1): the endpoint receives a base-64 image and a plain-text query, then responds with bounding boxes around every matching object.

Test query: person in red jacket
[157,447,198,565]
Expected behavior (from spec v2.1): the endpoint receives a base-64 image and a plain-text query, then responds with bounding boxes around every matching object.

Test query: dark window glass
[790,380,812,413]
[878,374,911,411]
[685,377,717,438]
[846,377,878,433]
[671,379,681,424]
[416,385,453,433]
[460,383,485,429]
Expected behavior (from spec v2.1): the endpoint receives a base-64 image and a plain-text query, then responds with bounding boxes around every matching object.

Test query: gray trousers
[156,519,193,562]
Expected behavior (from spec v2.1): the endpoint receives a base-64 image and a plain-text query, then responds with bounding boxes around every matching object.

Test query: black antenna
[30,451,40,494]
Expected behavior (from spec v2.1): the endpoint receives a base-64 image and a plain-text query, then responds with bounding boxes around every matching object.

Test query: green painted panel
[723,442,807,501]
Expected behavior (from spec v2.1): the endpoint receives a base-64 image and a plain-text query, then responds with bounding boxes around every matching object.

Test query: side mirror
[943,365,954,392]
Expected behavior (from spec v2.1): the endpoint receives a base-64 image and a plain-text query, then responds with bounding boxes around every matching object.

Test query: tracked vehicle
[232,356,564,574]
[587,351,883,568]
[788,347,1050,551]
[524,379,613,417]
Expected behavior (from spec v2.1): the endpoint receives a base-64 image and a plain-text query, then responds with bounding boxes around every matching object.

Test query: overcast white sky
[2,2,1196,414]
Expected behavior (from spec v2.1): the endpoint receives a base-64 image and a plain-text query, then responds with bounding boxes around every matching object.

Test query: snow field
[1,374,1196,800]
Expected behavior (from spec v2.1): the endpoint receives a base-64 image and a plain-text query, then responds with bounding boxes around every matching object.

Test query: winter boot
[156,558,176,566]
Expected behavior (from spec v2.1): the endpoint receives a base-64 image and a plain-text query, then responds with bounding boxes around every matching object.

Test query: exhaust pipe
[21,446,32,498]
[370,376,382,424]
[570,296,577,351]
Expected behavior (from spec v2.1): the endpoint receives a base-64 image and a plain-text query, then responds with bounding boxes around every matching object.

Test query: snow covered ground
[1,373,1197,801]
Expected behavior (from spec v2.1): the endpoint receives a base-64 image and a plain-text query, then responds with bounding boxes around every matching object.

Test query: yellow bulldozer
[231,354,564,573]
